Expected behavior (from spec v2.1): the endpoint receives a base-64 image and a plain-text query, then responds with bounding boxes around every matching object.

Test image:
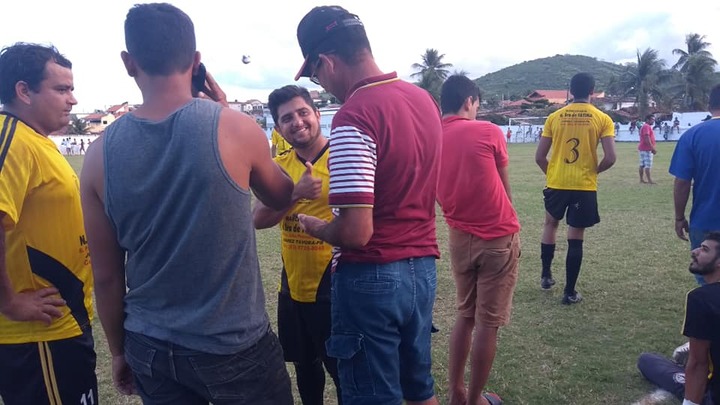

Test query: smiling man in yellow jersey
[535,72,616,305]
[0,43,96,405]
[254,85,341,405]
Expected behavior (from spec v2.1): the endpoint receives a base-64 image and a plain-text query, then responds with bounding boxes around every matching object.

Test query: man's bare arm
[0,213,64,324]
[535,137,552,174]
[217,110,293,211]
[253,162,321,229]
[674,178,692,240]
[80,138,127,356]
[597,136,616,173]
[299,207,373,249]
[497,165,513,202]
[684,337,710,404]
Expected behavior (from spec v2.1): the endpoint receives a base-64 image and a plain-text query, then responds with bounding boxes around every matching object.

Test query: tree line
[412,33,718,118]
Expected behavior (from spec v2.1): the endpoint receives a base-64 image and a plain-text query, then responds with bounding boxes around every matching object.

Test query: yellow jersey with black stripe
[542,103,615,191]
[0,113,93,344]
[275,145,332,302]
[271,129,292,156]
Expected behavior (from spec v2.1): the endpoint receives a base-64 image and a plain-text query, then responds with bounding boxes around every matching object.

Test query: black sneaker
[540,277,556,290]
[562,291,583,305]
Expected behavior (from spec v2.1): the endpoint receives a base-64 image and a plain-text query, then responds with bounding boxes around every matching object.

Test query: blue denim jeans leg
[326,256,437,405]
[124,328,293,405]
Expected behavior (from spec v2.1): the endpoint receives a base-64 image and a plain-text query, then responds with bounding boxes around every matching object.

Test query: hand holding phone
[191,63,228,107]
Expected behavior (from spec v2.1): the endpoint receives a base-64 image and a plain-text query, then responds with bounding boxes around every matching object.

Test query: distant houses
[70,92,330,135]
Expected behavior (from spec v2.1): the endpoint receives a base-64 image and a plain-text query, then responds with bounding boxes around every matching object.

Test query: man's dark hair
[316,26,370,66]
[0,43,72,105]
[440,75,480,115]
[709,84,720,111]
[570,72,595,100]
[705,232,720,260]
[268,85,317,124]
[645,114,655,121]
[124,3,196,75]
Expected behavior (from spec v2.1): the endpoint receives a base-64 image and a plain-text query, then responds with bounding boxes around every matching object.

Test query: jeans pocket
[189,333,289,402]
[124,334,165,396]
[351,278,398,295]
[326,332,375,396]
[123,334,156,378]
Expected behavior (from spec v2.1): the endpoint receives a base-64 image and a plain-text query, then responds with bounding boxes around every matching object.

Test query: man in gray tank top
[79,3,295,404]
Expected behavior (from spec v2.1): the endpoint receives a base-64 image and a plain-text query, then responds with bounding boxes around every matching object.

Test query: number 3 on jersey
[565,138,580,164]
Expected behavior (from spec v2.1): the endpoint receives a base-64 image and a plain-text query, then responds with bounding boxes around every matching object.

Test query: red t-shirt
[638,123,656,151]
[437,116,520,240]
[328,72,441,263]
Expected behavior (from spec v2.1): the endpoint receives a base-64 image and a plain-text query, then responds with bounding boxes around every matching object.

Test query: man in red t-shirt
[438,75,519,405]
[293,6,442,405]
[638,114,657,184]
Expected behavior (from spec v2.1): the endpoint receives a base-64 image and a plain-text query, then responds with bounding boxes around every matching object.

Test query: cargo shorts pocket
[326,333,375,396]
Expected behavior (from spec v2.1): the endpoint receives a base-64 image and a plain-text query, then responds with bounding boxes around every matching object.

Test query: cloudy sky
[2,0,718,112]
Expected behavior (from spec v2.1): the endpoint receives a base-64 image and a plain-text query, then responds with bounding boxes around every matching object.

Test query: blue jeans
[326,256,437,405]
[124,328,292,405]
[690,228,709,286]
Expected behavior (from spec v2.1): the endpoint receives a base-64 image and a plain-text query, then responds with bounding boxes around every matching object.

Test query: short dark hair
[709,84,720,110]
[645,114,655,121]
[268,85,317,124]
[570,72,595,99]
[440,75,480,115]
[0,42,72,105]
[124,3,196,76]
[704,232,720,258]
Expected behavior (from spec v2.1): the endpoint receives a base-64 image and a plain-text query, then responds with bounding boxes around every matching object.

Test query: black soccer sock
[541,243,555,278]
[565,239,584,295]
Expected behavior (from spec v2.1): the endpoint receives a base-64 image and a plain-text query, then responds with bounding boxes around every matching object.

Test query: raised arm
[253,162,321,229]
[218,109,293,211]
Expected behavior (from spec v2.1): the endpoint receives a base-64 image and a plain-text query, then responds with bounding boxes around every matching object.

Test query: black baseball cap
[294,5,364,81]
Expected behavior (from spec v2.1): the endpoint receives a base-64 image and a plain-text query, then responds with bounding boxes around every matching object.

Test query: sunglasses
[309,58,322,85]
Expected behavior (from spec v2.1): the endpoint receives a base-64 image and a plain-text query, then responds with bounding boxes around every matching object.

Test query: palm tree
[672,33,716,71]
[671,33,717,110]
[682,54,718,110]
[411,49,453,82]
[411,49,453,101]
[610,48,667,117]
[68,115,89,135]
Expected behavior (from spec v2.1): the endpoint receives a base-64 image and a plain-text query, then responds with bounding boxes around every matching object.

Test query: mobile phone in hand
[191,63,209,96]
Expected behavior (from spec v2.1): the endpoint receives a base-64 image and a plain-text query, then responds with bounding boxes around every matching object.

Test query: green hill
[474,54,626,100]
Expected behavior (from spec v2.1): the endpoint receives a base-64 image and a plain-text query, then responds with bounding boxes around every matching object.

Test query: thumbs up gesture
[292,161,323,201]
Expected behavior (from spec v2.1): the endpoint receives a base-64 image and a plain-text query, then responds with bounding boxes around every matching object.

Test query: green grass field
[63,142,690,405]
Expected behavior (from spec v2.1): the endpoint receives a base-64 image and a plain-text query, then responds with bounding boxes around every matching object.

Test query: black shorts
[277,293,332,364]
[543,188,600,228]
[0,326,97,405]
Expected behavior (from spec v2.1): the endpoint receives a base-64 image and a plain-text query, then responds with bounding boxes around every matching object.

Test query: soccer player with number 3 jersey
[534,72,616,305]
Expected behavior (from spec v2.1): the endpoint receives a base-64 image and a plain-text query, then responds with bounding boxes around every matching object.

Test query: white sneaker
[672,342,690,366]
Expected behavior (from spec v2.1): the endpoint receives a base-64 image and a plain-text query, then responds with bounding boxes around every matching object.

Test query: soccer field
[64,142,688,405]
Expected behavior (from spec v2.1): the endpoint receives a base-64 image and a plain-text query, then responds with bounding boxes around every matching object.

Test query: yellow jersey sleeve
[0,117,39,229]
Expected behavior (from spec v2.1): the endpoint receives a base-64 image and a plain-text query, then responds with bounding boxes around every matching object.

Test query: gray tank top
[103,99,268,354]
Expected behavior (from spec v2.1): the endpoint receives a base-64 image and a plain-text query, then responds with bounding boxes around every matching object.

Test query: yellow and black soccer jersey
[0,113,93,344]
[275,145,332,303]
[271,129,292,156]
[542,103,614,191]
